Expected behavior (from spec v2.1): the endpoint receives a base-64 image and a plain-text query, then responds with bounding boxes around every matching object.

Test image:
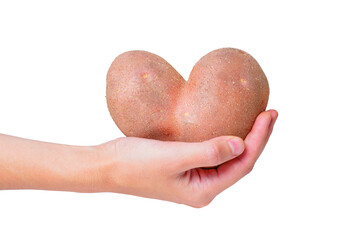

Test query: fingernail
[228,137,244,156]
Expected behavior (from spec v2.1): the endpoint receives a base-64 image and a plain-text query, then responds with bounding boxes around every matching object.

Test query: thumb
[174,136,245,170]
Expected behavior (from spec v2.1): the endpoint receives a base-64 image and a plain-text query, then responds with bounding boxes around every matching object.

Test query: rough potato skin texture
[106,48,269,142]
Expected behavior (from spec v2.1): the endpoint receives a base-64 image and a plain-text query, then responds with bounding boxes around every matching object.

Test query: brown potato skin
[106,51,185,140]
[106,48,269,142]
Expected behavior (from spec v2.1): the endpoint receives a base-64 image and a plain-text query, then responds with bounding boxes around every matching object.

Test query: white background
[0,0,359,239]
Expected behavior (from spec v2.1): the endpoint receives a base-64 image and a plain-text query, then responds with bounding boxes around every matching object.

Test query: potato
[106,48,269,142]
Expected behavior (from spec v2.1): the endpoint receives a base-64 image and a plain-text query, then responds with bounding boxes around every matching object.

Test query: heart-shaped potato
[106,48,269,142]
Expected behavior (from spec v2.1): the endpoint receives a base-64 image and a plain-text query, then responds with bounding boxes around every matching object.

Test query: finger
[243,111,272,161]
[261,109,278,153]
[168,135,245,171]
[267,109,278,137]
[214,111,272,189]
[116,135,244,175]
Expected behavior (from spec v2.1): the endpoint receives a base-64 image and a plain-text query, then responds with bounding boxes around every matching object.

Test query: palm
[180,109,277,193]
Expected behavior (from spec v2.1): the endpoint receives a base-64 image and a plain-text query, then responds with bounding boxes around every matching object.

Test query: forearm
[0,134,109,192]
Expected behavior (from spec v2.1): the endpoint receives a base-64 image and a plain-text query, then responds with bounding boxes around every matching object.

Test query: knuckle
[187,191,214,208]
[245,164,254,174]
[206,142,221,165]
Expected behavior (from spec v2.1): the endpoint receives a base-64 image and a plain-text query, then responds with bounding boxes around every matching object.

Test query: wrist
[92,138,132,194]
[65,145,108,193]
[89,140,123,193]
[72,144,118,193]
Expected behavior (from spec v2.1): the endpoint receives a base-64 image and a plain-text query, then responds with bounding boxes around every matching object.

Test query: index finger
[213,110,277,191]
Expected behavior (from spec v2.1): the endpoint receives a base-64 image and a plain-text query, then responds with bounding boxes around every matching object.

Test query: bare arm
[0,110,277,207]
[0,134,107,192]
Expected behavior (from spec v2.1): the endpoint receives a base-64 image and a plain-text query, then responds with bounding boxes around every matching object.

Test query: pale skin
[0,110,277,208]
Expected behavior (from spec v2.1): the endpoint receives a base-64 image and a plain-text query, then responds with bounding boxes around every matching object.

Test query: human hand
[98,109,278,207]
